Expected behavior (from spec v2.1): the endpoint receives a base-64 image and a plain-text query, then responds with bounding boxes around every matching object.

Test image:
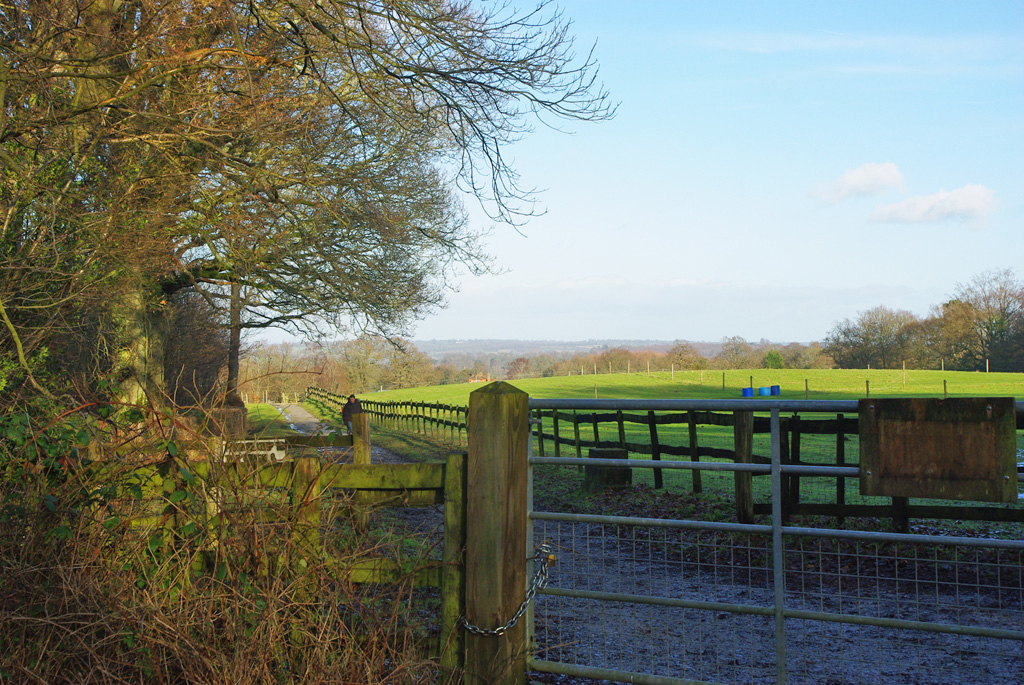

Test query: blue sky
[411,1,1024,344]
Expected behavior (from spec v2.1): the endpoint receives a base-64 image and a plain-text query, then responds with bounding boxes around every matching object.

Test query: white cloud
[869,185,995,223]
[818,162,904,203]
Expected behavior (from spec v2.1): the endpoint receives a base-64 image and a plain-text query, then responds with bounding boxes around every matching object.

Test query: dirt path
[271,403,332,435]
[273,403,444,539]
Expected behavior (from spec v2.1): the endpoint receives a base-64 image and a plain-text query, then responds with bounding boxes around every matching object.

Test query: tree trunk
[119,287,169,409]
[226,281,242,406]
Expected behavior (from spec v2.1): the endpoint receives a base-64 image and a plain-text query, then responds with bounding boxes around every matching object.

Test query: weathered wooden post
[836,413,847,526]
[440,451,468,678]
[536,410,546,457]
[290,456,322,574]
[352,413,371,466]
[733,410,754,524]
[572,411,582,460]
[289,455,322,664]
[780,418,792,523]
[688,410,702,494]
[464,382,530,685]
[552,411,561,459]
[790,414,802,509]
[351,413,371,529]
[648,410,663,490]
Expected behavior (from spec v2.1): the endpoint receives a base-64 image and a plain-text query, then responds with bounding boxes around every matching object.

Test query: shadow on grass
[302,399,453,463]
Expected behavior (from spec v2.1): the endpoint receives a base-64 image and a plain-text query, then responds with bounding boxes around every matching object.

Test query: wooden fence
[302,389,1023,530]
[97,428,468,678]
[306,387,469,447]
[541,407,1024,528]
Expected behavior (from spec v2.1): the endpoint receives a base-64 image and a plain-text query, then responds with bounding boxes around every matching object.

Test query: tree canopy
[822,269,1024,372]
[1,0,614,409]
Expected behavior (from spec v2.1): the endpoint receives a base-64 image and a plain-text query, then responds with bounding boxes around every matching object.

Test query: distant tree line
[240,268,1024,399]
[500,338,832,380]
[822,269,1024,371]
[244,335,832,398]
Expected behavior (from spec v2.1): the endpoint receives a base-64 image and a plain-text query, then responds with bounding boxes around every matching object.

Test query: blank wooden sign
[859,398,1017,503]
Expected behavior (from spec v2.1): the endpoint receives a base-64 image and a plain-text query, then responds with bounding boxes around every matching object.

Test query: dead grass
[0,428,453,684]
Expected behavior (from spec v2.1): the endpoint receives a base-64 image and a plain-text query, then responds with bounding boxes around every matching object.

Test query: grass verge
[0,412,449,683]
[246,402,299,437]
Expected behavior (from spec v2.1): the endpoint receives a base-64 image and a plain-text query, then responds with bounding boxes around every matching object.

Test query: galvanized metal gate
[524,398,1024,684]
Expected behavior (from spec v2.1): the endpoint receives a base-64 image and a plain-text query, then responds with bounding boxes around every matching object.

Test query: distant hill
[412,338,720,360]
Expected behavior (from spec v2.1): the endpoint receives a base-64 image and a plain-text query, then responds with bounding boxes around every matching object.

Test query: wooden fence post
[440,450,468,678]
[465,382,529,685]
[836,413,846,526]
[573,411,582,460]
[535,411,545,457]
[290,456,322,574]
[688,410,702,494]
[351,413,371,529]
[790,414,801,508]
[780,418,792,523]
[733,411,754,524]
[289,456,322,668]
[459,407,466,448]
[352,413,371,465]
[552,412,561,459]
[648,410,662,490]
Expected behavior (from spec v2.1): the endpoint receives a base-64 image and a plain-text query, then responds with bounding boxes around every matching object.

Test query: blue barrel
[770,385,781,396]
[758,386,771,396]
[741,387,754,398]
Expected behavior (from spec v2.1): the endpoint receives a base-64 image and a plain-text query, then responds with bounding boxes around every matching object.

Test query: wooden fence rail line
[305,387,470,448]
[102,438,468,679]
[304,389,1024,530]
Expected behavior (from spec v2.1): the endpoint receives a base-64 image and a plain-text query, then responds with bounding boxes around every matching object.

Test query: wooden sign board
[859,398,1017,503]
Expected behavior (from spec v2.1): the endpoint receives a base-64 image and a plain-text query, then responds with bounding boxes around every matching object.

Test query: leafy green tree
[763,349,785,369]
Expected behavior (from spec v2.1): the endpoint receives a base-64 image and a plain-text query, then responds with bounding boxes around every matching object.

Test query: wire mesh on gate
[531,516,1024,684]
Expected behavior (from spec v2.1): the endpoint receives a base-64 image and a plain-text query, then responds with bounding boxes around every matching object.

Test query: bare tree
[2,0,614,411]
[823,306,920,369]
[936,269,1024,371]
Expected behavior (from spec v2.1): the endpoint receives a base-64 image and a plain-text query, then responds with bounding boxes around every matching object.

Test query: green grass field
[356,368,1024,405]
[331,369,1024,530]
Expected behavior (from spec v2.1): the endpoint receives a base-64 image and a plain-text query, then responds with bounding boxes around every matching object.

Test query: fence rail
[94,444,467,676]
[527,398,1024,685]
[324,391,1024,530]
[305,387,469,447]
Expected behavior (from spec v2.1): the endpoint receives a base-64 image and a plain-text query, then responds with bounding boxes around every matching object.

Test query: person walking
[342,394,363,434]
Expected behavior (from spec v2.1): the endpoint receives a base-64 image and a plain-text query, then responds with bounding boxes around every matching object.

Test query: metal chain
[462,544,555,637]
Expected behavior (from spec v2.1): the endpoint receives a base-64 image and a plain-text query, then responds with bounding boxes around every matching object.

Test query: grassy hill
[354,368,1024,405]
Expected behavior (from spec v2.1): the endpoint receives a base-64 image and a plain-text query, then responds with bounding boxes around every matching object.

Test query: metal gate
[525,399,1024,684]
